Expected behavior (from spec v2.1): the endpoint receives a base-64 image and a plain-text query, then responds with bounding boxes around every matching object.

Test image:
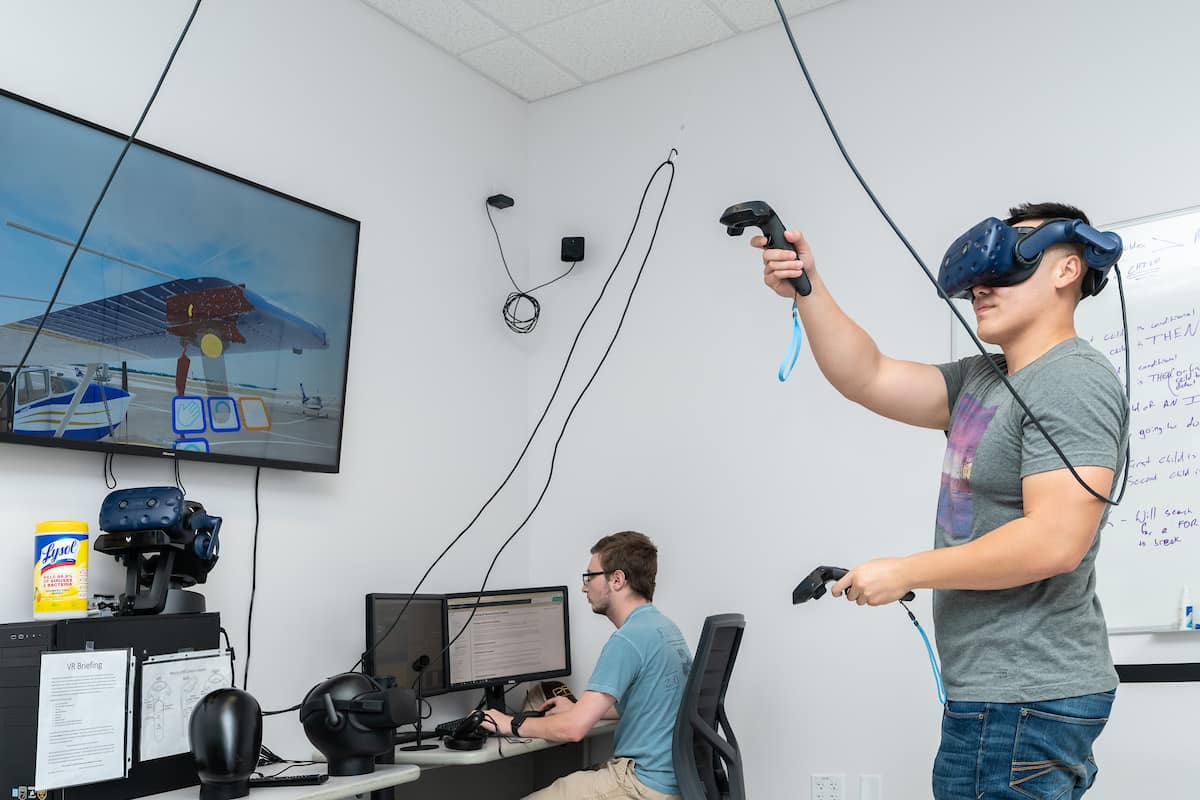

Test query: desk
[145,765,420,800]
[388,722,615,799]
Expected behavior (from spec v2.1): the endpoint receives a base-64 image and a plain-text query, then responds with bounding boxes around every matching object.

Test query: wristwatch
[510,712,529,737]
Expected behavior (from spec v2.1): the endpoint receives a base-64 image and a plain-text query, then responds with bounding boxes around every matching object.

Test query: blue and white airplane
[1,364,133,440]
[2,221,331,444]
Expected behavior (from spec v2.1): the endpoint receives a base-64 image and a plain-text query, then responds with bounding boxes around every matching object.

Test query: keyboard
[249,773,328,787]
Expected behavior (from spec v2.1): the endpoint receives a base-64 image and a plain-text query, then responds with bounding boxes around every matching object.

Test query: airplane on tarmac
[2,221,330,442]
[0,363,132,440]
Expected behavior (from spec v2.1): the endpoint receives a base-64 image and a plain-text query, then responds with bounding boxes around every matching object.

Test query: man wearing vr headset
[754,202,1128,800]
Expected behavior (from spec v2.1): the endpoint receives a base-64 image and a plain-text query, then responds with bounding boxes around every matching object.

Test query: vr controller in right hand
[719,200,813,298]
[792,565,916,604]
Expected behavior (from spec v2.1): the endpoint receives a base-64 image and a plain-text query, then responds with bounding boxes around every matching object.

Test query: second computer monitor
[444,586,571,711]
[364,593,449,695]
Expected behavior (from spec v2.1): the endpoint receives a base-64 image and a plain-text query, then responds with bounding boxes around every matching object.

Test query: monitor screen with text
[445,586,570,689]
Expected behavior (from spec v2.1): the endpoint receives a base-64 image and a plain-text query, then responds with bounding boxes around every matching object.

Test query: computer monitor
[363,593,449,695]
[444,586,571,712]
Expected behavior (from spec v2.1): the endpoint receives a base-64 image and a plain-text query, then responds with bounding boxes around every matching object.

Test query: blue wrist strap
[902,601,946,704]
[777,300,803,382]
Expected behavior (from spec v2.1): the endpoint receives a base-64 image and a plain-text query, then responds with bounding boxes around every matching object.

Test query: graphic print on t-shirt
[937,392,997,540]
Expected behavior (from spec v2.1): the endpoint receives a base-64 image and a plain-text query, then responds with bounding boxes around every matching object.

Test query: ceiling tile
[523,0,735,82]
[460,37,583,101]
[360,0,506,53]
[469,0,612,33]
[705,0,843,33]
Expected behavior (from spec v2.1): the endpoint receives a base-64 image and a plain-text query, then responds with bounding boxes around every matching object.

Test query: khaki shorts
[523,757,680,800]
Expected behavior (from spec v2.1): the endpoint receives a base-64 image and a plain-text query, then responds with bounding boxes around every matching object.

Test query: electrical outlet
[811,773,845,800]
[860,774,883,800]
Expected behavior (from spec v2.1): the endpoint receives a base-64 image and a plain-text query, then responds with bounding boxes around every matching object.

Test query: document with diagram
[139,648,233,762]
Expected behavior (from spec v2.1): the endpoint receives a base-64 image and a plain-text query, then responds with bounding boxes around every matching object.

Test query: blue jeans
[931,690,1115,800]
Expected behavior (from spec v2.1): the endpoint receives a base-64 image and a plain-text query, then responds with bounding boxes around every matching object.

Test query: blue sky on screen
[0,92,357,395]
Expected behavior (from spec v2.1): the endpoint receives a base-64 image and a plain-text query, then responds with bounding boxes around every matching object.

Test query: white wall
[521,1,1200,798]
[4,0,1199,797]
[0,0,536,758]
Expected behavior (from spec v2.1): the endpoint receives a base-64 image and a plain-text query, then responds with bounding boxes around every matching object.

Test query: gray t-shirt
[934,337,1127,702]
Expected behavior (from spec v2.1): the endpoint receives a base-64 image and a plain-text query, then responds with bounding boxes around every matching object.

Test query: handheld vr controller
[792,565,915,604]
[720,201,812,297]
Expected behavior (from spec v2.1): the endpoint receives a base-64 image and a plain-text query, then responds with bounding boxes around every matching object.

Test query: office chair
[672,613,747,800]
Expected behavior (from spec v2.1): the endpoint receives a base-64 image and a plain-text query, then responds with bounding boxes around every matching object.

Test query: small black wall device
[561,236,585,263]
[486,193,514,209]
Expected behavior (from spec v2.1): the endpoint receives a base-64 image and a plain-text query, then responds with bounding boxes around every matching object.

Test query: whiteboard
[951,205,1200,633]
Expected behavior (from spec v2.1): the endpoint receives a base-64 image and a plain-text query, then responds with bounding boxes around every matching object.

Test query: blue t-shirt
[586,604,692,795]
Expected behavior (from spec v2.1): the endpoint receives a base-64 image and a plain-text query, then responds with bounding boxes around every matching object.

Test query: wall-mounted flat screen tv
[0,88,358,473]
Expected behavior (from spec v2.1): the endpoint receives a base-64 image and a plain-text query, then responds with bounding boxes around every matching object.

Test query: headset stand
[400,661,438,752]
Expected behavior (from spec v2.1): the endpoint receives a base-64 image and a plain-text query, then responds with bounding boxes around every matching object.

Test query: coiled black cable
[488,202,577,333]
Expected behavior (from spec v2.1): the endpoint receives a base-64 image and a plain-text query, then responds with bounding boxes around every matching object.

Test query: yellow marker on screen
[200,333,224,358]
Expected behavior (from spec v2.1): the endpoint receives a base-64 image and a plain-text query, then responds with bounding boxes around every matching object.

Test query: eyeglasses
[581,570,610,585]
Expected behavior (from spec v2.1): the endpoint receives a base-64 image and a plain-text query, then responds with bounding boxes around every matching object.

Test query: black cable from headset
[349,151,677,681]
[174,457,187,497]
[261,703,300,718]
[487,202,578,334]
[438,153,677,664]
[103,452,117,489]
[771,0,1130,506]
[0,0,203,411]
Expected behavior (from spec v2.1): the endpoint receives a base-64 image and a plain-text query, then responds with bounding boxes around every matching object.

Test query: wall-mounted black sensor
[561,236,585,263]
[487,193,514,209]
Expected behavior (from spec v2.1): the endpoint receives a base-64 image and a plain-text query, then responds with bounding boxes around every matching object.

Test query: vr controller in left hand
[792,565,916,605]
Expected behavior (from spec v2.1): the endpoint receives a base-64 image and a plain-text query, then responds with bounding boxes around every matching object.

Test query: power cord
[348,150,677,685]
[0,0,203,412]
[262,152,677,719]
[439,152,678,664]
[253,467,302,716]
[487,201,577,333]
[255,745,319,776]
[103,452,117,489]
[253,761,320,779]
[219,626,237,687]
[771,0,1130,506]
[243,466,261,691]
[409,672,433,721]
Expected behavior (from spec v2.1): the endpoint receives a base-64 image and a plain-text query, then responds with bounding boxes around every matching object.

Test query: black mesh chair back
[672,613,746,800]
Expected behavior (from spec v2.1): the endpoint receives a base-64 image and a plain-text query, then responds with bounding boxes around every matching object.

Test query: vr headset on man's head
[937,217,1123,300]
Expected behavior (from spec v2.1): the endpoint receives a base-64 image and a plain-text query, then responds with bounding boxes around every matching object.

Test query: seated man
[481,530,692,800]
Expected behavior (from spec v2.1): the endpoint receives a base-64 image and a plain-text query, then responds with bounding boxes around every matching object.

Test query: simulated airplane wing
[5,277,328,360]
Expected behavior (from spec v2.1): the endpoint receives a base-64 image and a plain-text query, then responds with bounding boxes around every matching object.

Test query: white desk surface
[391,721,617,768]
[146,764,420,800]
